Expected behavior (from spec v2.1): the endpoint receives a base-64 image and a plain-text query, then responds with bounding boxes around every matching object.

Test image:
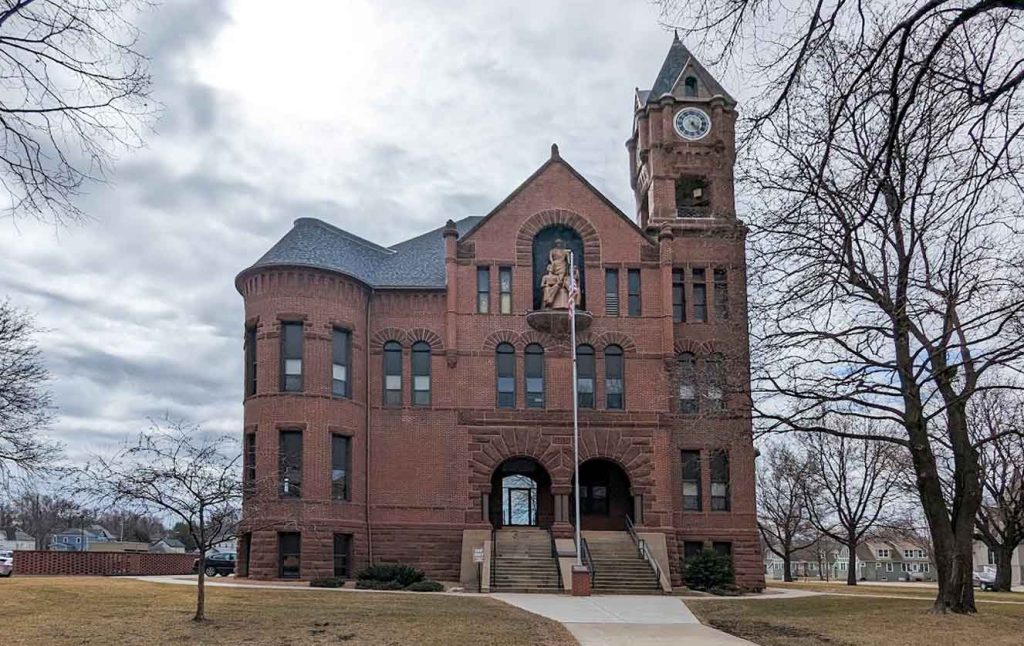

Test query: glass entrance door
[505,487,536,526]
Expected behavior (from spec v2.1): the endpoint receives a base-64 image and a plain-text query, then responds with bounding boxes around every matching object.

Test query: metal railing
[626,516,664,586]
[580,536,595,586]
[547,526,563,590]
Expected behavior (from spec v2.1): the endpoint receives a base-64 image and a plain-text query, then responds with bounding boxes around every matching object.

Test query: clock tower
[627,33,738,231]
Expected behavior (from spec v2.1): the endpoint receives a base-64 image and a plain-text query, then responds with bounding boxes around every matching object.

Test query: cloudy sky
[0,0,744,461]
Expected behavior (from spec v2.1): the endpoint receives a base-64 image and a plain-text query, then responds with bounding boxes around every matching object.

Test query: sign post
[473,546,485,593]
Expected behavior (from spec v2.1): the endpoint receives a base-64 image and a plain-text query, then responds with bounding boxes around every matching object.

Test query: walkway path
[492,594,757,645]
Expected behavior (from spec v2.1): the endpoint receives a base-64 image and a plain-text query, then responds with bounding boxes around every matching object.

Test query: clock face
[674,107,711,141]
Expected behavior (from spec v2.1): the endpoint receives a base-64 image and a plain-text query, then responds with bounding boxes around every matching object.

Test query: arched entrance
[574,458,633,531]
[489,457,553,529]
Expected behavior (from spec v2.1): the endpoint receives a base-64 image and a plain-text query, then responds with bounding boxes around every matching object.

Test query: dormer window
[684,76,698,97]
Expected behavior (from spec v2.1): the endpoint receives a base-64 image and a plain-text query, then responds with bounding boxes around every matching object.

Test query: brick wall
[12,551,195,576]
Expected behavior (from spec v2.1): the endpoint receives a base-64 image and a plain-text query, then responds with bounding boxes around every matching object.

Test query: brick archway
[515,209,601,267]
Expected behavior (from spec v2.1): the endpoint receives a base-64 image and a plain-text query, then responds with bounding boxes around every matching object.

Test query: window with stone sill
[383,341,402,406]
[496,343,515,408]
[411,341,431,406]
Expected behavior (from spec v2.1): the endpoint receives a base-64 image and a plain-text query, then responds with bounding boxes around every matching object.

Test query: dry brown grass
[688,594,1024,646]
[0,577,577,645]
[771,580,1024,603]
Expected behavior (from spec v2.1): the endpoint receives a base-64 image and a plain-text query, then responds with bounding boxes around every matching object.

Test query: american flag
[567,252,579,322]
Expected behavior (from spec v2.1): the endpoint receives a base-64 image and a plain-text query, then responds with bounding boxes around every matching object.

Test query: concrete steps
[584,531,663,595]
[491,528,562,593]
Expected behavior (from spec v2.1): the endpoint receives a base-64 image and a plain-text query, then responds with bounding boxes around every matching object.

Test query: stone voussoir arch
[482,329,521,352]
[407,327,444,353]
[469,429,564,486]
[593,331,638,354]
[370,328,409,351]
[515,208,602,266]
[577,434,654,491]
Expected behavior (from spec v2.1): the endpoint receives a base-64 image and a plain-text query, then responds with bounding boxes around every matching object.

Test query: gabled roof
[459,145,653,245]
[238,215,482,290]
[640,32,736,105]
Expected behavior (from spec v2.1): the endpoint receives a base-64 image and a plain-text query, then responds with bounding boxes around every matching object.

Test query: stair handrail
[626,516,663,586]
[490,527,496,591]
[547,526,563,590]
[580,536,595,585]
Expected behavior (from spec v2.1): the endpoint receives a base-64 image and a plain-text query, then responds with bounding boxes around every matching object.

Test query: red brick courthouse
[235,36,764,592]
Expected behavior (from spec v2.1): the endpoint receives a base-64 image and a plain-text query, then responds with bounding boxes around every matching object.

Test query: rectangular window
[886,562,894,572]
[333,534,352,578]
[681,450,702,511]
[713,268,729,320]
[244,325,257,396]
[672,268,686,322]
[331,435,350,501]
[710,450,730,511]
[605,349,624,410]
[332,328,351,398]
[692,269,707,322]
[627,269,641,316]
[499,266,512,314]
[683,541,704,561]
[524,347,544,409]
[280,322,303,392]
[279,430,303,498]
[605,269,619,316]
[477,266,490,313]
[712,542,732,559]
[278,532,301,578]
[244,433,256,486]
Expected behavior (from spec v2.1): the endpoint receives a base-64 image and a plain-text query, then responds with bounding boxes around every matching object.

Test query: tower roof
[641,33,735,105]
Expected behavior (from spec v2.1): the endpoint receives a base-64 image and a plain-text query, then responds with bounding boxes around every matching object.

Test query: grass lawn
[688,595,1024,646]
[771,580,1024,603]
[0,577,576,646]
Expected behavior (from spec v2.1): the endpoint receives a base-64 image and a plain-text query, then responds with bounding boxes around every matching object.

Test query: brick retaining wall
[12,550,195,576]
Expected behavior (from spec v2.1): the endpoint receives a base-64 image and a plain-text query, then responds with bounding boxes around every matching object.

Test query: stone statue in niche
[540,239,579,310]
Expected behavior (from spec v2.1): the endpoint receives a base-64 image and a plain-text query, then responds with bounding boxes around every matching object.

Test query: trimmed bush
[309,577,345,588]
[355,579,404,590]
[404,580,444,592]
[683,550,734,591]
[356,563,425,587]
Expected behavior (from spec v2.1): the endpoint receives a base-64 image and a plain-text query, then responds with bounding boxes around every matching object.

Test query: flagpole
[569,250,582,568]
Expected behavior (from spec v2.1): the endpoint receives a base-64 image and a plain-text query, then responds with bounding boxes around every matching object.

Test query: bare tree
[77,420,243,622]
[757,443,817,582]
[801,425,908,585]
[970,389,1024,592]
[657,0,1024,614]
[0,0,153,225]
[9,485,83,549]
[0,300,59,483]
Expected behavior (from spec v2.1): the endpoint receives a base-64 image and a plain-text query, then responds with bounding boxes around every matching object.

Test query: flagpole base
[526,309,593,335]
[571,565,592,596]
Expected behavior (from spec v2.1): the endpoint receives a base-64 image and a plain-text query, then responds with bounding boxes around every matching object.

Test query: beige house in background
[972,541,1024,587]
[855,540,936,583]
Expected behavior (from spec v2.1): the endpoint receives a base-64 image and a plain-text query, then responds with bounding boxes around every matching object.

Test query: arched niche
[531,224,586,311]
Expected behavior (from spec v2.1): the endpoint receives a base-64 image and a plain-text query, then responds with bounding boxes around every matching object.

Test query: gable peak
[641,34,735,106]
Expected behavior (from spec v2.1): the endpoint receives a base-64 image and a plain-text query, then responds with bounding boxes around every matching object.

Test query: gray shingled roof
[642,33,735,104]
[242,216,482,289]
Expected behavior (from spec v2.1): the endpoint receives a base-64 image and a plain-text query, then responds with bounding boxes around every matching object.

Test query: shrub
[404,580,444,592]
[310,577,345,588]
[683,550,735,591]
[355,579,404,590]
[356,563,425,587]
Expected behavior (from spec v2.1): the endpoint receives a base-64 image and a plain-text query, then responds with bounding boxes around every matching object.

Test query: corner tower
[627,33,738,231]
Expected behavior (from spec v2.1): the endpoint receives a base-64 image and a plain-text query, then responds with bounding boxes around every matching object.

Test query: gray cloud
[0,0,701,461]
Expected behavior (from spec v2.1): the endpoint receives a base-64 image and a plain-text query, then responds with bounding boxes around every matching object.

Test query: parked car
[193,552,236,577]
[973,567,997,591]
[0,554,13,577]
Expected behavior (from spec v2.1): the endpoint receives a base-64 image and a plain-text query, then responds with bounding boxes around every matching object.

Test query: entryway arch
[489,457,554,529]
[573,458,633,531]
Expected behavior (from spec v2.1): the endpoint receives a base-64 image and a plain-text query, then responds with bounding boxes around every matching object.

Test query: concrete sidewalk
[492,594,756,645]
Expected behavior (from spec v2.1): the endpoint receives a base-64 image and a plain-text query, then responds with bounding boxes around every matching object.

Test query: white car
[0,555,12,577]
[973,567,997,591]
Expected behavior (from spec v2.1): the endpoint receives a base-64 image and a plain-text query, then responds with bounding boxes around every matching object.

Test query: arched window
[677,352,697,414]
[411,341,431,406]
[605,345,624,410]
[383,341,402,406]
[496,343,516,408]
[684,75,698,97]
[524,343,545,409]
[705,353,725,410]
[577,344,595,409]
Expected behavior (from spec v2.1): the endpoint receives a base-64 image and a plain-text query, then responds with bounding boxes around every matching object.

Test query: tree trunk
[995,545,1014,593]
[783,554,793,582]
[847,544,857,586]
[194,549,206,622]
